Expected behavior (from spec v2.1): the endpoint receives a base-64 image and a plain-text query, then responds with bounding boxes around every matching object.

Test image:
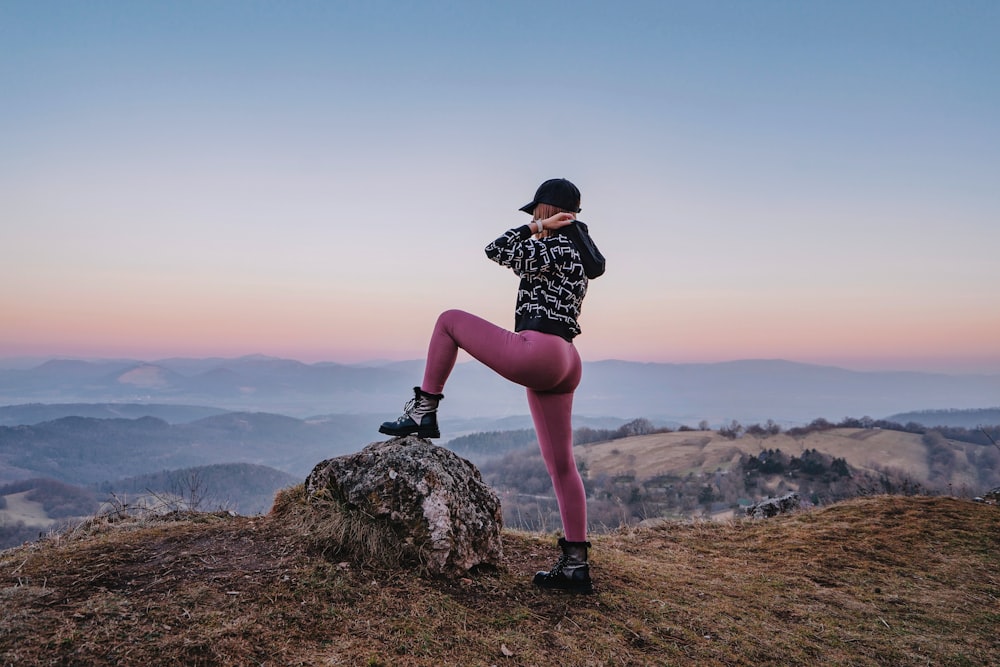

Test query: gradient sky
[2,1,998,373]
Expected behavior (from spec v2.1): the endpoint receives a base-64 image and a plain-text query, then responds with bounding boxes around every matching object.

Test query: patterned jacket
[484,224,588,341]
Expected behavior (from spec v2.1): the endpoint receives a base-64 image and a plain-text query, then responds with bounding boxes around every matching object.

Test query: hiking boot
[533,537,594,594]
[378,387,444,439]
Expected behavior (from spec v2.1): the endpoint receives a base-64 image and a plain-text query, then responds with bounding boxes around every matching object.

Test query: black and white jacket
[484,224,590,342]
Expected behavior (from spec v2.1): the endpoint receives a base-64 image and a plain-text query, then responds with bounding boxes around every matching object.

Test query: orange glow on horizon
[3,276,999,372]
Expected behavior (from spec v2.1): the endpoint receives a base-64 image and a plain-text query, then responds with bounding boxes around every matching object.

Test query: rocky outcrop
[304,437,503,577]
[974,487,1000,505]
[745,492,801,519]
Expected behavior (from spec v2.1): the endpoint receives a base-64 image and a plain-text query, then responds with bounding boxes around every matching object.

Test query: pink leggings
[421,309,587,541]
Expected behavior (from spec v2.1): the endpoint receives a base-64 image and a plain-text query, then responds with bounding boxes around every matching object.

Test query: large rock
[745,492,801,519]
[305,437,503,577]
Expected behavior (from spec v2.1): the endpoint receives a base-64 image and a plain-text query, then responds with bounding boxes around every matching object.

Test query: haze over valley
[2,354,998,550]
[3,354,998,426]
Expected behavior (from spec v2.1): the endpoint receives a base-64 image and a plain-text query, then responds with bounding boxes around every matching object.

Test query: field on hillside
[1,495,997,666]
[0,491,57,528]
[576,427,980,489]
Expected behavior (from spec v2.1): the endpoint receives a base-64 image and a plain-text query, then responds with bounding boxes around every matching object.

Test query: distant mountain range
[1,355,999,425]
[0,403,229,426]
[0,411,377,485]
[885,407,1000,429]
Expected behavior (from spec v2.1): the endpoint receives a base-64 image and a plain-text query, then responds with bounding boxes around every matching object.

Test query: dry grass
[1,495,997,666]
[273,484,412,572]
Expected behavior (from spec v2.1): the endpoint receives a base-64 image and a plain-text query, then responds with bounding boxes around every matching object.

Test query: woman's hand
[539,212,576,231]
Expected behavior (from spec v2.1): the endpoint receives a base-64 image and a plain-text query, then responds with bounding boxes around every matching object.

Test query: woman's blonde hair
[531,203,563,220]
[532,203,569,238]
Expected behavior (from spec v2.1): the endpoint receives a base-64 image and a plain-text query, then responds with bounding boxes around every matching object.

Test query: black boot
[379,387,444,439]
[533,537,594,594]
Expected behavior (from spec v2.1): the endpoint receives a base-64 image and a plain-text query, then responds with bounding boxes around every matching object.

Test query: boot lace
[387,398,416,426]
[544,553,570,578]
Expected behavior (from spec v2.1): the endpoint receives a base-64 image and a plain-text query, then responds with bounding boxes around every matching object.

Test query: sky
[1,1,998,374]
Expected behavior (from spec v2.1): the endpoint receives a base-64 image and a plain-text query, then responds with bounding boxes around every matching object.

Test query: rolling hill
[575,427,986,488]
[0,412,379,486]
[0,402,229,426]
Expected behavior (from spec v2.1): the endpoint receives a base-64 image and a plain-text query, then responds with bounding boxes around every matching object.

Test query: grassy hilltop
[2,494,998,666]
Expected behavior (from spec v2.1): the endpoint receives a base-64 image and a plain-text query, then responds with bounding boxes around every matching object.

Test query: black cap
[518,178,581,214]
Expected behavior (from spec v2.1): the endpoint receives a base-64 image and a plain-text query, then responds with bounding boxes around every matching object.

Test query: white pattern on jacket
[484,224,588,342]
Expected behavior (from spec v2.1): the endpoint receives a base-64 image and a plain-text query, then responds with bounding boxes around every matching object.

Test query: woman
[379,177,604,594]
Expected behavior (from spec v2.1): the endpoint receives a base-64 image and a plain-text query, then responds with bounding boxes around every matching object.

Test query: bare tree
[980,426,1000,453]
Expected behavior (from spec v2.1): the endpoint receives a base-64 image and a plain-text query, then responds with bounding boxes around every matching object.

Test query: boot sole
[378,425,440,439]
[534,580,595,595]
